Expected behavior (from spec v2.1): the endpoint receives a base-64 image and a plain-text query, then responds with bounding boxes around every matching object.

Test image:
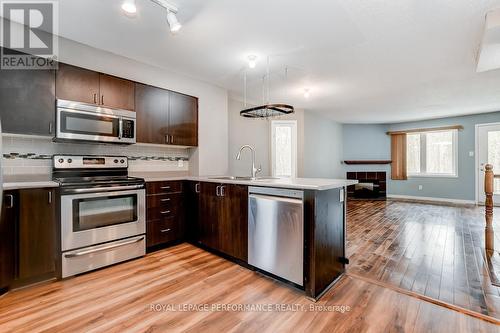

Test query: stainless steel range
[53,155,146,278]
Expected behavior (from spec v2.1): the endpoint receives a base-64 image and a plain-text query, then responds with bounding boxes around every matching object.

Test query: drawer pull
[160,186,171,189]
[160,198,171,202]
[160,210,171,214]
[160,228,171,233]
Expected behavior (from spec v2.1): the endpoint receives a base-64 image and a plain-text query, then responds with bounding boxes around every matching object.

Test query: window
[406,129,457,177]
[271,120,297,178]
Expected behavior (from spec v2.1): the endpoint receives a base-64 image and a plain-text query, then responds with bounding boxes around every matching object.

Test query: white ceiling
[54,0,500,123]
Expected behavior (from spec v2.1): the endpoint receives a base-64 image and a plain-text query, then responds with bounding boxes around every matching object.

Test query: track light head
[247,55,257,69]
[166,10,182,33]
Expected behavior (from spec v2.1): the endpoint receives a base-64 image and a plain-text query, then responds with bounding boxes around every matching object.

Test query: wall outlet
[469,151,474,157]
[178,160,184,168]
[418,185,423,190]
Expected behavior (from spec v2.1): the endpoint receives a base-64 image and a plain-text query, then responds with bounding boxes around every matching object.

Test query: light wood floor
[0,243,498,332]
[347,199,500,320]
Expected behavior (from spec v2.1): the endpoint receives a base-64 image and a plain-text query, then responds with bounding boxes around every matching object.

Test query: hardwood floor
[347,199,500,320]
[0,243,497,332]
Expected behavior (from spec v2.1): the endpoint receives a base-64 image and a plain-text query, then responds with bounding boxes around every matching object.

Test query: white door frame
[475,122,500,204]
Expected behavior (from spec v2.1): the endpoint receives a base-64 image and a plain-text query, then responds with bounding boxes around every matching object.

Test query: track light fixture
[150,0,182,33]
[166,9,182,33]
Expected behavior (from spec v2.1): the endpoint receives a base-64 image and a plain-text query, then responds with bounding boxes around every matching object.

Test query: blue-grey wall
[342,111,500,201]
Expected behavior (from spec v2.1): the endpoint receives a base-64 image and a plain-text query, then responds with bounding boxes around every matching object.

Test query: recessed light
[247,55,258,69]
[121,0,137,15]
[303,88,310,98]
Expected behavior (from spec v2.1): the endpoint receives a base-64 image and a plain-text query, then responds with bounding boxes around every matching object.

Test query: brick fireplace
[346,172,387,200]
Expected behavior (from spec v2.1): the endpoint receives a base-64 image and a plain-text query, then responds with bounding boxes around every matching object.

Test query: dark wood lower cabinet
[196,182,248,261]
[145,181,184,248]
[16,189,56,285]
[0,188,57,290]
[0,191,16,293]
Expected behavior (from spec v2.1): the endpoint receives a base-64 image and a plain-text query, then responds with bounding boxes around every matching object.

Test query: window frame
[407,129,458,178]
[270,120,298,178]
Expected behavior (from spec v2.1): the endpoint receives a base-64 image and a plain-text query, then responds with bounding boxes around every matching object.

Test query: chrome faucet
[236,145,262,179]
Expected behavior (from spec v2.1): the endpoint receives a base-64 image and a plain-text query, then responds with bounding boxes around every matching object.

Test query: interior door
[477,123,500,204]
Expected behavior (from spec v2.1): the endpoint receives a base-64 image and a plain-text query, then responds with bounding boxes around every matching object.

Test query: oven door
[60,188,146,251]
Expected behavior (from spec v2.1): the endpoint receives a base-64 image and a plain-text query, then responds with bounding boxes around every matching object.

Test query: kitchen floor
[0,243,496,332]
[347,199,500,321]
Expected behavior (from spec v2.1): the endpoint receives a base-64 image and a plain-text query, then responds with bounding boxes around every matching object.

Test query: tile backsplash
[2,134,191,175]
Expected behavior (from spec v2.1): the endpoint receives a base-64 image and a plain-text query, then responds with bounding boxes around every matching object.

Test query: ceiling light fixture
[303,88,310,98]
[150,0,181,33]
[247,55,258,69]
[166,10,182,32]
[121,0,137,15]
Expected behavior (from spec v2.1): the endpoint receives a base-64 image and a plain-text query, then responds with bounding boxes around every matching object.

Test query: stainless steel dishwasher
[248,186,304,286]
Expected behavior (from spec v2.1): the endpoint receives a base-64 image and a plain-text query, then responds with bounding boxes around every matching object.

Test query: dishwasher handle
[249,193,304,205]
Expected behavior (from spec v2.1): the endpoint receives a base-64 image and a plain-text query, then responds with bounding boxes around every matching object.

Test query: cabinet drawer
[146,218,182,247]
[147,203,182,220]
[146,181,183,195]
[146,193,182,210]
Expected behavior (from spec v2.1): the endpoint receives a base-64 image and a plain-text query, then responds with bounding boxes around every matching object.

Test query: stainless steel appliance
[56,99,136,144]
[248,186,304,286]
[53,155,145,278]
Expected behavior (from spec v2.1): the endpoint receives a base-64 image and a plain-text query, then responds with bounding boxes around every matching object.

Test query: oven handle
[63,184,144,194]
[64,236,144,258]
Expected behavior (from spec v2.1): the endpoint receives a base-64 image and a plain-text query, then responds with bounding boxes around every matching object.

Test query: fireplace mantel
[343,160,392,165]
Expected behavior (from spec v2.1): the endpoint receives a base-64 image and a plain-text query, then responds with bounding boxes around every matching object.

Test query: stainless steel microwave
[56,99,136,144]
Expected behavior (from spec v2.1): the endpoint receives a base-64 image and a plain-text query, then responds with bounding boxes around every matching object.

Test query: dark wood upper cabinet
[99,74,135,111]
[16,188,56,284]
[0,67,55,136]
[169,92,198,146]
[0,191,16,293]
[55,63,99,104]
[56,64,135,111]
[136,83,169,144]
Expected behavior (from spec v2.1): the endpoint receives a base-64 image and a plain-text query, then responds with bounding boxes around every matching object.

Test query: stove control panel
[53,155,128,169]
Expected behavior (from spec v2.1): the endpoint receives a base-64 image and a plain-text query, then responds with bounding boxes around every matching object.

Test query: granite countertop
[3,174,60,190]
[131,172,358,190]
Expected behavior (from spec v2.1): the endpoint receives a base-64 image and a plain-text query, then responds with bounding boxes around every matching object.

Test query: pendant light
[240,57,294,118]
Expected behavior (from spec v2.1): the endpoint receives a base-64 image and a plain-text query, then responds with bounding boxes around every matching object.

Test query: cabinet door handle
[195,183,200,193]
[160,198,171,202]
[6,194,14,208]
[216,185,220,197]
[93,93,97,104]
[160,210,171,214]
[48,122,53,134]
[48,191,52,204]
[170,135,174,144]
[101,95,104,105]
[165,135,169,144]
[220,186,225,197]
[160,186,171,190]
[160,228,171,233]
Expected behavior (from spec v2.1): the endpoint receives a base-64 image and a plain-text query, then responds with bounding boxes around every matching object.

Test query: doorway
[476,123,500,204]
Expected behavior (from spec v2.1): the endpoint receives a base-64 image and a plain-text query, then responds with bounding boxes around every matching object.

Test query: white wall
[303,111,344,178]
[228,98,343,179]
[56,37,228,176]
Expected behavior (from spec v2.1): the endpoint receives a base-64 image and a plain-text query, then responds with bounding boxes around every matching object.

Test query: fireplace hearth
[346,172,386,200]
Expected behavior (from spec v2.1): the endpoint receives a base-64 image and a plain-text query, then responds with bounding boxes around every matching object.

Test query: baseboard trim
[387,194,475,206]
